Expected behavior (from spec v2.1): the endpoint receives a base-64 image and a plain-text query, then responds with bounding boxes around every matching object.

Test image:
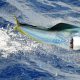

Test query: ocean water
[0,0,80,80]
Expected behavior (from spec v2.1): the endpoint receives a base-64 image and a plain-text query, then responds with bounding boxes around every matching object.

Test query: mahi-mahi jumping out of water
[13,16,80,50]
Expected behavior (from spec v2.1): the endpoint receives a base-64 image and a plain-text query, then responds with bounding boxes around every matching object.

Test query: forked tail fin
[13,16,20,31]
[14,16,20,26]
[13,16,27,35]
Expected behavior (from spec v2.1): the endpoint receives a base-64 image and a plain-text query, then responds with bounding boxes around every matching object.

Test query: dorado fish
[13,17,80,50]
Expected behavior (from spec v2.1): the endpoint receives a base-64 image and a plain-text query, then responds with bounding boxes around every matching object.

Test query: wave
[0,28,80,80]
[0,0,80,28]
[0,0,80,80]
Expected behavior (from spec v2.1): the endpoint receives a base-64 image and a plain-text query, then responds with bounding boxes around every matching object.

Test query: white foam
[0,29,39,57]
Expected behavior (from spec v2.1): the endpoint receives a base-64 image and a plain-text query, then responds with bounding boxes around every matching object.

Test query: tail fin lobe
[13,16,20,31]
[14,16,20,26]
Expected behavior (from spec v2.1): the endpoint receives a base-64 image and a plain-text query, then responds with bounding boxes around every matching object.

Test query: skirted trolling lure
[13,16,80,50]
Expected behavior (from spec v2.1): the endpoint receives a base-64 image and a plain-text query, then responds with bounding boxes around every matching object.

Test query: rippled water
[0,27,80,80]
[0,0,80,80]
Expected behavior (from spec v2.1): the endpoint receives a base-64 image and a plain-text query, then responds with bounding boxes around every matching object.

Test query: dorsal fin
[47,23,77,31]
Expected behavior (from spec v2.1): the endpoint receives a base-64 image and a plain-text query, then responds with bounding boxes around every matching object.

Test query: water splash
[0,27,80,80]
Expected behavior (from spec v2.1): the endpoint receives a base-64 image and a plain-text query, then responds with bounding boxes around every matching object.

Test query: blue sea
[0,0,80,80]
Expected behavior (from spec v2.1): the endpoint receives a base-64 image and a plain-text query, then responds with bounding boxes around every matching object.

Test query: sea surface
[0,0,80,80]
